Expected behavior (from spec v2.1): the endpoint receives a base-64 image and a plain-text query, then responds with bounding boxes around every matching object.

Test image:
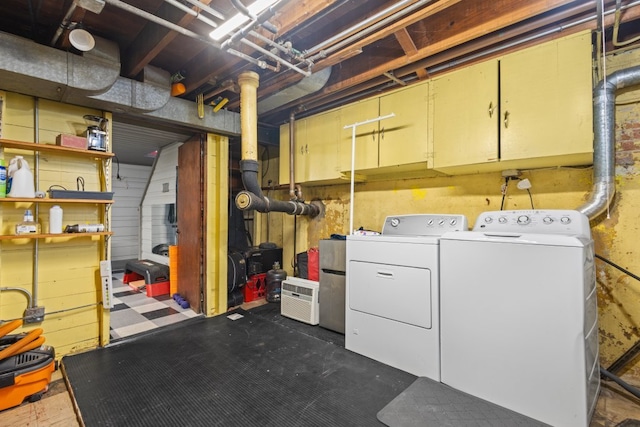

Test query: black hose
[600,366,640,399]
[595,254,640,282]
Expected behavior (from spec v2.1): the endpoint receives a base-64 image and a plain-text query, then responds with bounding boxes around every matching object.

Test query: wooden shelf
[0,197,113,205]
[0,231,113,242]
[0,138,114,159]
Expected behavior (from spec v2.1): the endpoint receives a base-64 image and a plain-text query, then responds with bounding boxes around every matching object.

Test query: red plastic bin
[146,280,170,297]
[243,273,266,303]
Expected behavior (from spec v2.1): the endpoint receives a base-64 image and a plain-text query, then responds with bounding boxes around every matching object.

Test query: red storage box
[56,134,87,149]
[308,247,319,281]
[146,280,170,297]
[243,273,266,303]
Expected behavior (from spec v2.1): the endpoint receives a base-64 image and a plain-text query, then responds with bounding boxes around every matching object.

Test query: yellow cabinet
[500,32,593,162]
[278,109,342,185]
[432,30,593,174]
[339,81,430,172]
[432,60,499,168]
[338,97,379,171]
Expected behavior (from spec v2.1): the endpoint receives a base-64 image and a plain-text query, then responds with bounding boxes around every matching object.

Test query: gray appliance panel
[320,239,347,271]
[319,239,347,334]
[319,271,346,334]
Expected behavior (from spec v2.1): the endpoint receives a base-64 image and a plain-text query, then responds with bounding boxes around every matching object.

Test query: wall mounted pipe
[289,111,296,200]
[235,71,320,217]
[577,65,640,219]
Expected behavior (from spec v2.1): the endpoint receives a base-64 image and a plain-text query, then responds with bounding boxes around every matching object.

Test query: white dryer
[346,214,467,380]
[440,210,600,427]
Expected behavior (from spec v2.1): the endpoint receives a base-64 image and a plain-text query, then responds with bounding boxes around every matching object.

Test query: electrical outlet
[501,169,521,179]
[24,306,45,323]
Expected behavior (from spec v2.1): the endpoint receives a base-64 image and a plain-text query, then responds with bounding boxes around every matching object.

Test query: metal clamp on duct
[235,159,320,216]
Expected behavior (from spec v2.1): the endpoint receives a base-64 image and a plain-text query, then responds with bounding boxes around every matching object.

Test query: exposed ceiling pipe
[230,0,277,34]
[577,65,640,219]
[235,71,320,217]
[240,37,311,76]
[103,0,221,49]
[163,0,218,28]
[180,0,225,20]
[305,0,433,62]
[50,1,79,46]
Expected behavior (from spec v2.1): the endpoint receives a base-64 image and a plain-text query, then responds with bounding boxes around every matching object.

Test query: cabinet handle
[488,102,495,117]
[504,111,510,128]
[372,130,376,142]
[305,144,308,154]
[300,146,304,154]
[380,127,385,140]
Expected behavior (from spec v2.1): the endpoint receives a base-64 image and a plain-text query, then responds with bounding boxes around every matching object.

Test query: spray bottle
[0,159,6,198]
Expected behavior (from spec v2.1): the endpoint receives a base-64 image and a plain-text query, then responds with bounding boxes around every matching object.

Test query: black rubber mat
[377,377,549,427]
[62,308,414,426]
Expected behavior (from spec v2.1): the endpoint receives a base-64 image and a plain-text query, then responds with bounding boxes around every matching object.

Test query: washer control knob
[484,216,493,224]
[498,216,508,224]
[517,215,530,225]
[560,216,571,224]
[427,219,434,226]
[390,218,400,227]
[543,216,554,224]
[438,219,446,226]
[449,218,457,226]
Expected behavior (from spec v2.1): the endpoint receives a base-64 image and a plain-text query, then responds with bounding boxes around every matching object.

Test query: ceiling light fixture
[209,0,278,41]
[68,28,96,52]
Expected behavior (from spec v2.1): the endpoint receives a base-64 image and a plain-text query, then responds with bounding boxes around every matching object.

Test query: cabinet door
[379,82,430,167]
[432,60,499,168]
[339,97,379,171]
[500,31,593,160]
[278,119,307,185]
[304,109,341,182]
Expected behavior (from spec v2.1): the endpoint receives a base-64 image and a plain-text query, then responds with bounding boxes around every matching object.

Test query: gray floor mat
[377,377,549,427]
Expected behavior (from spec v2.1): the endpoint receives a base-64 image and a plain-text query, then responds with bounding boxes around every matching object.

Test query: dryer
[346,214,467,379]
[440,210,599,427]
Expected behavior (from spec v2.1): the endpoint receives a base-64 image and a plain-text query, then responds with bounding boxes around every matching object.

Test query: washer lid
[440,230,591,248]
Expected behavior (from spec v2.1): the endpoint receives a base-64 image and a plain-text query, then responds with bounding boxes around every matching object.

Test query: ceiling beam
[183,0,340,94]
[122,0,214,78]
[324,0,576,93]
[250,0,460,106]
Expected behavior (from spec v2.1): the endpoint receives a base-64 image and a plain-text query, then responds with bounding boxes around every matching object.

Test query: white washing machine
[346,214,467,380]
[440,210,600,427]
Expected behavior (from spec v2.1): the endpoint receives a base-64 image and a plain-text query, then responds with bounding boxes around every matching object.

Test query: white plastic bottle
[49,205,63,234]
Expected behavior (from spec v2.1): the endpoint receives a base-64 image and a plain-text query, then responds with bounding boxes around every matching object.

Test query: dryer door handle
[376,270,395,279]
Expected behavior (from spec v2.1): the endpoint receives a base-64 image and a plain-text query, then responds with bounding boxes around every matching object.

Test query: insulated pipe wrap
[236,71,320,217]
[238,71,260,162]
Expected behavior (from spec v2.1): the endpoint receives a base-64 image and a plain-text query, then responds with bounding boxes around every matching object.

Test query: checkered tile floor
[110,272,201,341]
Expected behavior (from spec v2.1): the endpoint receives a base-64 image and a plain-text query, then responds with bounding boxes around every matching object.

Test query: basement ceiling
[1,0,640,162]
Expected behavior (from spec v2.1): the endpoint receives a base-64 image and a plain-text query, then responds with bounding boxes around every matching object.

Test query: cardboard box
[128,279,146,292]
[56,134,87,149]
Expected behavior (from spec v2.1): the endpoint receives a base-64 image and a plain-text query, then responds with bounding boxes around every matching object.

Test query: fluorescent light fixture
[209,0,278,41]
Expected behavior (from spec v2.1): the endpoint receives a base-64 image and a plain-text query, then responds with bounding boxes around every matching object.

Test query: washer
[346,214,467,379]
[440,210,600,427]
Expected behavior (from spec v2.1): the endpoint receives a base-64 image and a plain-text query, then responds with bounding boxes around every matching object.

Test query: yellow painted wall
[262,48,640,384]
[204,133,229,316]
[0,92,110,356]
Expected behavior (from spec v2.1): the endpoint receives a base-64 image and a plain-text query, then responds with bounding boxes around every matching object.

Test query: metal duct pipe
[235,71,320,217]
[577,65,640,219]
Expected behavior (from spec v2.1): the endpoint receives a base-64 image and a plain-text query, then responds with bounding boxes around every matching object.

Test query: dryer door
[349,260,431,329]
